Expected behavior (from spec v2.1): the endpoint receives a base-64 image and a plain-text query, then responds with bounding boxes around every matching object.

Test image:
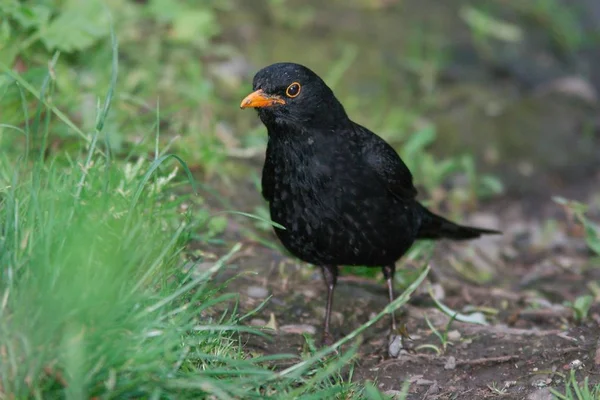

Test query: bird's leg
[383,264,407,357]
[382,264,398,333]
[320,265,338,346]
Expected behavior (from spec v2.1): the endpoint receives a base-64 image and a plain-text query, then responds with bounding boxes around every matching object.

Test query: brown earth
[191,169,600,399]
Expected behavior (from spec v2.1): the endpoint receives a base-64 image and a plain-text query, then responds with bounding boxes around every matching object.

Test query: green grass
[550,370,600,400]
[0,129,424,397]
[0,136,353,397]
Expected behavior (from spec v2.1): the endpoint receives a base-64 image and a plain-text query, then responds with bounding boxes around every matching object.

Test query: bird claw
[397,323,411,340]
[388,323,412,358]
[321,332,335,347]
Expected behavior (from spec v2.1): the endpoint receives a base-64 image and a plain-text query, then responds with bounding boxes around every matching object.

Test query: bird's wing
[356,124,418,201]
[261,139,275,202]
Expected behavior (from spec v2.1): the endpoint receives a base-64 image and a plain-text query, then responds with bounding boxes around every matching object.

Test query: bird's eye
[285,82,301,98]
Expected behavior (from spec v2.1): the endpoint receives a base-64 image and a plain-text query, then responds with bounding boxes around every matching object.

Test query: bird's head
[240,62,348,131]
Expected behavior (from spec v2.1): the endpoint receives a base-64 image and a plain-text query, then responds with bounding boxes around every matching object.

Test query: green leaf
[148,0,220,44]
[460,6,523,42]
[572,295,593,321]
[40,1,110,52]
[478,174,504,197]
[403,126,436,157]
[3,4,51,29]
[364,381,385,400]
[171,10,220,43]
[583,221,600,255]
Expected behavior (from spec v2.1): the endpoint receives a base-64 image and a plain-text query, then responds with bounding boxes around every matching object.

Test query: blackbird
[240,62,500,351]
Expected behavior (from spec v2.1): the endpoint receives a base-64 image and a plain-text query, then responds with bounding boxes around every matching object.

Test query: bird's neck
[266,111,351,138]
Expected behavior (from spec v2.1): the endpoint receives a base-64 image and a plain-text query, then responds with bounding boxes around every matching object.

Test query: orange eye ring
[286,82,301,98]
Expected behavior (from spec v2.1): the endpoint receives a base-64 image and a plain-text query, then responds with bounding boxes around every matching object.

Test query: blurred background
[3,0,600,203]
[1,0,600,397]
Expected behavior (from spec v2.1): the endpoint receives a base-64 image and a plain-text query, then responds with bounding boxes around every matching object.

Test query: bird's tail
[416,203,501,240]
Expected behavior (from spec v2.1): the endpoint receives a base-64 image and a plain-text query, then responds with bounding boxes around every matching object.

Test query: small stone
[279,324,317,335]
[428,382,440,394]
[530,376,548,388]
[501,245,519,260]
[527,388,553,400]
[447,330,461,341]
[444,356,456,370]
[247,286,269,299]
[388,335,403,358]
[430,283,445,301]
[249,318,266,326]
[564,359,583,370]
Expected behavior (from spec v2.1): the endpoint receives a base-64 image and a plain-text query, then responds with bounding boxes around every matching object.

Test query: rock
[427,381,440,395]
[530,375,550,388]
[429,283,445,301]
[247,286,269,299]
[388,335,403,358]
[527,388,553,400]
[444,356,457,370]
[501,245,519,260]
[447,330,461,341]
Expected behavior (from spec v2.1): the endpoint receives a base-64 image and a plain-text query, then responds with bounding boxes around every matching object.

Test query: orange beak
[240,89,286,109]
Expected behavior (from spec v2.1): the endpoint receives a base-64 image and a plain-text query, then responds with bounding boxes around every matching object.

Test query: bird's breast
[263,138,418,266]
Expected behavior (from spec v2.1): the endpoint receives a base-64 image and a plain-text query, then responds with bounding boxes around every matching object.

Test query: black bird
[240,62,500,350]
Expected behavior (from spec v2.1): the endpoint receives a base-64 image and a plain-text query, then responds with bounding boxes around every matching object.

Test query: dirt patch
[193,174,600,398]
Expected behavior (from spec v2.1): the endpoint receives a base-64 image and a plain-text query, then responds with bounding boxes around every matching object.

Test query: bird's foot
[321,332,335,347]
[388,324,412,358]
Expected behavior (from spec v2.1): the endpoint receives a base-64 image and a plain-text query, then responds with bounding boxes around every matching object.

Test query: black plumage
[240,62,500,348]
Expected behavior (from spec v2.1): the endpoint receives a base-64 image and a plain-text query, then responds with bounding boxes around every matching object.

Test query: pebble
[249,318,266,326]
[430,283,445,301]
[527,388,553,400]
[444,356,457,370]
[247,286,269,299]
[447,330,461,341]
[388,335,403,358]
[530,376,550,388]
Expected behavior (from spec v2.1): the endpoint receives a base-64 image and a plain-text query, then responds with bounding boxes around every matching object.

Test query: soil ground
[194,170,600,399]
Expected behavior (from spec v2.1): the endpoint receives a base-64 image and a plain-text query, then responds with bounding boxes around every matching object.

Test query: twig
[518,308,571,320]
[382,353,519,368]
[455,355,519,366]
